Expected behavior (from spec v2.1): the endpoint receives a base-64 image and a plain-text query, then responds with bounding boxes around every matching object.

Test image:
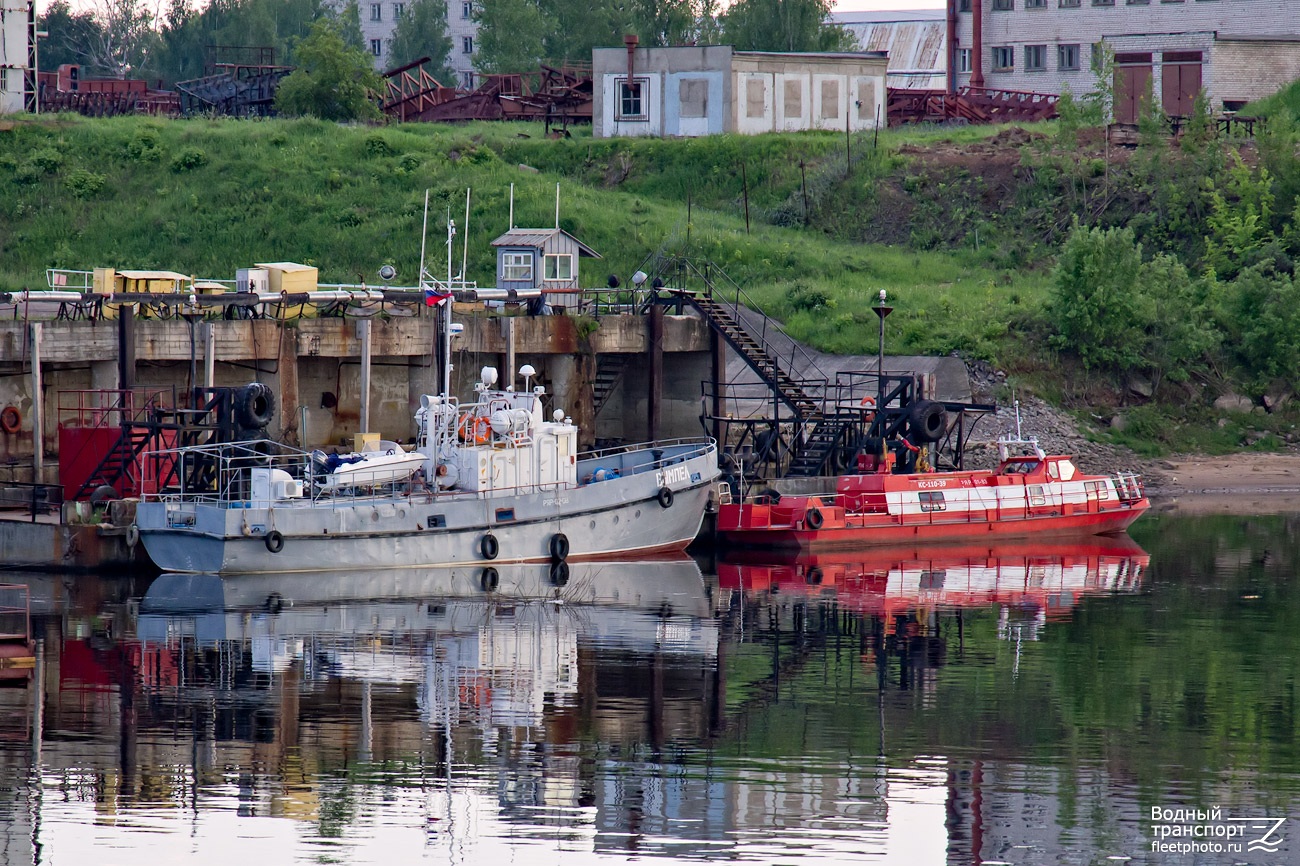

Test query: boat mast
[444,207,456,399]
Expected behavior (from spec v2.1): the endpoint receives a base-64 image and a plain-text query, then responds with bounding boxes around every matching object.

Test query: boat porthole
[805,508,824,530]
[657,486,674,508]
[397,507,406,519]
[480,533,499,560]
[613,514,619,525]
[371,510,381,522]
[589,519,596,530]
[480,566,499,592]
[264,530,285,553]
[550,560,570,587]
[635,509,641,518]
[549,533,570,562]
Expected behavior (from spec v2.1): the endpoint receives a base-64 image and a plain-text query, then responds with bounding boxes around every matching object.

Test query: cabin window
[1084,480,1106,501]
[1028,485,1046,506]
[920,570,946,590]
[544,253,573,281]
[502,252,533,282]
[919,490,947,512]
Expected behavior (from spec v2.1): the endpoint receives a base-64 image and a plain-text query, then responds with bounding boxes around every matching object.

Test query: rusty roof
[843,19,949,90]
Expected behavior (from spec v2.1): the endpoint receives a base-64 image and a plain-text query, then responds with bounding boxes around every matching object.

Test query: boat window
[919,490,947,512]
[495,508,516,522]
[1084,480,1106,500]
[1004,460,1039,474]
[427,514,446,528]
[1027,485,1046,506]
[920,570,946,590]
[1057,459,1076,481]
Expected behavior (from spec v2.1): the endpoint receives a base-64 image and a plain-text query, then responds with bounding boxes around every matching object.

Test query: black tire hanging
[236,382,277,430]
[549,532,570,561]
[480,533,499,560]
[480,566,500,592]
[908,399,948,443]
[806,566,824,585]
[264,530,285,553]
[550,559,570,587]
[657,486,674,508]
[266,592,284,613]
[804,508,824,530]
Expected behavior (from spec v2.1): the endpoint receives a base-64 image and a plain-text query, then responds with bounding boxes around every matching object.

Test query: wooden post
[117,306,135,391]
[711,325,725,447]
[357,318,372,435]
[648,305,663,441]
[741,162,751,234]
[278,323,300,447]
[30,323,43,479]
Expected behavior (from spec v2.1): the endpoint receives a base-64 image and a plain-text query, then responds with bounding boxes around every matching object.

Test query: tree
[719,0,854,53]
[86,0,159,78]
[274,18,381,121]
[386,0,455,82]
[473,0,548,73]
[333,0,366,52]
[36,1,104,71]
[1049,221,1147,372]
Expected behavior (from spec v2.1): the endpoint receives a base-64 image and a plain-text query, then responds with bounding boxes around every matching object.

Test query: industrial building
[592,43,888,139]
[337,0,478,87]
[951,0,1300,118]
[0,0,35,113]
[834,9,949,91]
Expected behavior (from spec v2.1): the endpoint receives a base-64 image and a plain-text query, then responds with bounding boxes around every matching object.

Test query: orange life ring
[458,415,491,444]
[0,406,20,434]
[860,396,876,408]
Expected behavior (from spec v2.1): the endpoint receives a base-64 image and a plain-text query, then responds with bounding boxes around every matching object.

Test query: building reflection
[0,537,1153,864]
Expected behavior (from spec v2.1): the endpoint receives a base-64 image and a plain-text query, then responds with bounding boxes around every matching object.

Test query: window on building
[370,39,382,57]
[462,0,472,17]
[783,79,803,117]
[992,46,1014,71]
[958,0,971,8]
[1059,0,1081,6]
[370,2,381,20]
[1092,0,1114,5]
[543,254,573,281]
[502,253,533,282]
[820,79,839,119]
[1127,0,1150,4]
[393,2,405,18]
[1058,43,1080,70]
[992,0,1012,9]
[1025,0,1046,7]
[747,78,767,118]
[462,71,474,88]
[680,79,708,118]
[616,77,646,119]
[1025,45,1046,70]
[958,48,972,73]
[463,36,473,54]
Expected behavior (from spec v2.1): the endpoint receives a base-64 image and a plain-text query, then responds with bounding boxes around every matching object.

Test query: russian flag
[424,286,453,307]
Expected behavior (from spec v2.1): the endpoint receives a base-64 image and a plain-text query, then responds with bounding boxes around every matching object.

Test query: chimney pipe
[624,33,638,81]
[946,0,959,94]
[971,0,984,89]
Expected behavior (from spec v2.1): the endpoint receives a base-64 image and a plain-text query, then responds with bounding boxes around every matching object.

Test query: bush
[170,148,209,172]
[63,169,106,198]
[28,148,63,174]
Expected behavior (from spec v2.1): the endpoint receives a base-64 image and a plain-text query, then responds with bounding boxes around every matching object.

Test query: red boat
[716,535,1148,629]
[716,439,1149,550]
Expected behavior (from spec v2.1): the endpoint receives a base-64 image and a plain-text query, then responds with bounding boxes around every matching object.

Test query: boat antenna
[509,182,515,229]
[461,188,471,284]
[555,182,560,229]
[444,207,456,398]
[418,189,430,288]
[1014,399,1022,439]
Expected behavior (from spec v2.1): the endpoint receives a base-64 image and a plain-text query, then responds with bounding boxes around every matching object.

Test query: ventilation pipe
[971,0,984,89]
[947,0,959,94]
[624,33,638,81]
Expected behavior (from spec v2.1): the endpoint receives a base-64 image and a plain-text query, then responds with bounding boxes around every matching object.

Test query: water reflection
[0,520,1298,864]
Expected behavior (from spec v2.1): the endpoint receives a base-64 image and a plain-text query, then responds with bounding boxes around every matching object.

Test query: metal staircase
[592,354,628,418]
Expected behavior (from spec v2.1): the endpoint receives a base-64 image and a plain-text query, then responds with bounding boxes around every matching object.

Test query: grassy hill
[0,115,1046,364]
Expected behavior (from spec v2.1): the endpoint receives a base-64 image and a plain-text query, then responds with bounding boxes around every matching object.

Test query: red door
[1161,51,1203,117]
[1114,53,1153,124]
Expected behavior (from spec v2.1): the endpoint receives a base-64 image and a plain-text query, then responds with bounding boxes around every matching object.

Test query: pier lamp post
[873,289,892,431]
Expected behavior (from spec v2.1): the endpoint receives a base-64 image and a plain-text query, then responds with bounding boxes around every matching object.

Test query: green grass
[1240,77,1300,121]
[0,114,1045,361]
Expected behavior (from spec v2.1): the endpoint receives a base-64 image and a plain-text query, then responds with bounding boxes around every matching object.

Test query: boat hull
[717,499,1149,551]
[137,445,718,574]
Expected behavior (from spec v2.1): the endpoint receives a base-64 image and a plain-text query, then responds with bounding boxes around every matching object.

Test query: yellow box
[257,262,319,294]
[354,432,380,453]
[92,267,116,295]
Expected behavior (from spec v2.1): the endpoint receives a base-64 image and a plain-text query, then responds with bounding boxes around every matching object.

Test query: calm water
[1,511,1298,865]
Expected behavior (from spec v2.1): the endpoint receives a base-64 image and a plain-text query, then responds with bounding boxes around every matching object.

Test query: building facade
[592,45,888,139]
[1,0,34,114]
[953,0,1300,118]
[340,0,477,87]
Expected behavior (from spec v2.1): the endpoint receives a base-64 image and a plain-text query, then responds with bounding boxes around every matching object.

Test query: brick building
[951,0,1300,119]
[339,0,477,88]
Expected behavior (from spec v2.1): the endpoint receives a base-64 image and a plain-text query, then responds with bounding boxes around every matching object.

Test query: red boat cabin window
[1028,485,1046,506]
[919,490,947,512]
[1084,480,1106,500]
[1004,460,1039,474]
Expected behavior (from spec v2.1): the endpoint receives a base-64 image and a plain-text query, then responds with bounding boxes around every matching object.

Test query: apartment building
[953,0,1300,119]
[349,0,477,87]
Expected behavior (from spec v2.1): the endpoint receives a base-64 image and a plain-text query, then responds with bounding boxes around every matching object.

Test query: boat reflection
[717,535,1148,641]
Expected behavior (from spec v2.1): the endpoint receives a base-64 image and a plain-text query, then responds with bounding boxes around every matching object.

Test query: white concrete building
[592,44,888,139]
[339,0,476,87]
[952,0,1300,119]
[1,0,34,113]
